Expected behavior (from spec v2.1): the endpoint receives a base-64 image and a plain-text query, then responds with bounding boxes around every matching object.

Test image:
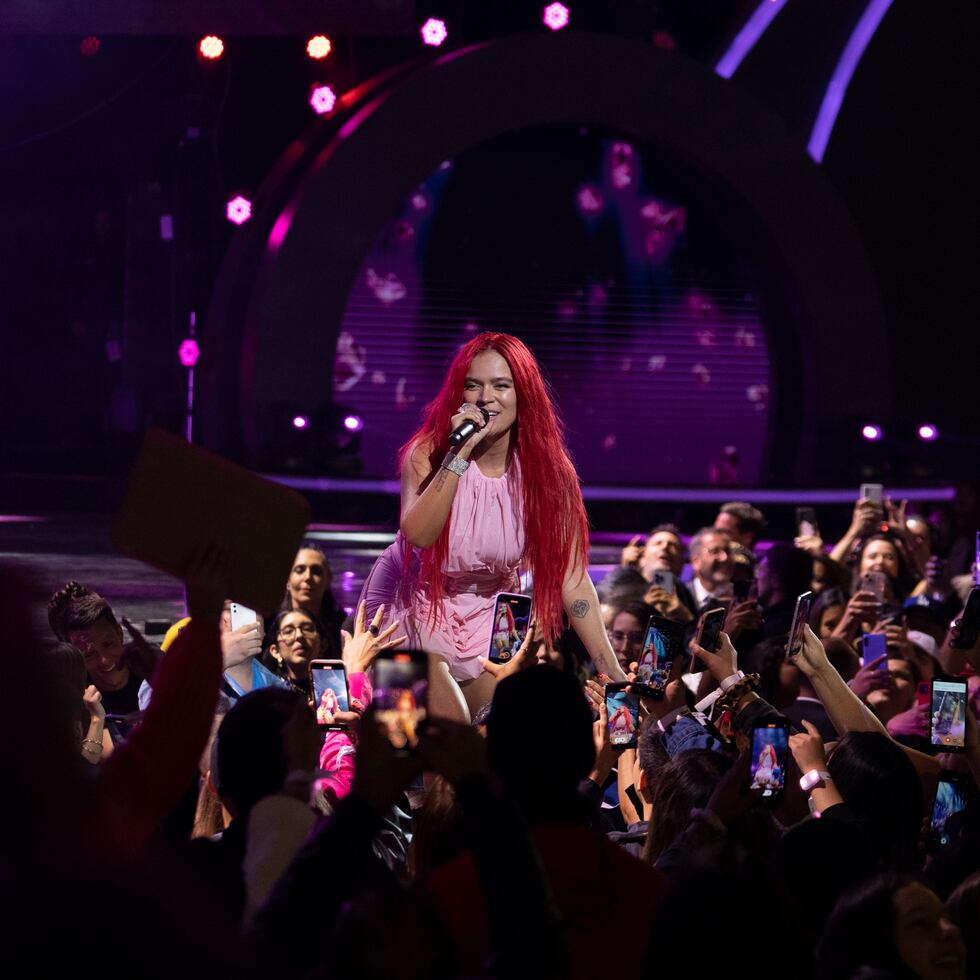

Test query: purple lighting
[420,18,448,46]
[861,424,883,442]
[309,84,337,115]
[715,0,789,79]
[178,339,199,368]
[343,414,364,433]
[226,195,252,225]
[808,0,895,162]
[917,423,938,442]
[292,415,310,430]
[543,3,570,30]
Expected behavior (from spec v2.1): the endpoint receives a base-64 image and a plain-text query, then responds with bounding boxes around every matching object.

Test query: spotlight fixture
[225,195,253,225]
[306,35,332,60]
[917,423,938,442]
[309,83,337,115]
[860,424,883,442]
[178,339,200,368]
[420,18,448,46]
[292,415,310,430]
[198,35,225,60]
[543,3,570,30]
[343,414,364,433]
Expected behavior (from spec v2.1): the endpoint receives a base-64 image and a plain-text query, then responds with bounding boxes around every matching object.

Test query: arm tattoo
[570,599,590,619]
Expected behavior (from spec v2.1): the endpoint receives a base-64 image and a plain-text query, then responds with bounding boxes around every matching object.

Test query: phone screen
[860,483,884,506]
[697,608,726,653]
[487,593,532,664]
[373,652,428,752]
[605,684,640,749]
[931,774,969,847]
[636,617,682,697]
[652,570,675,594]
[860,571,887,602]
[750,723,789,798]
[931,679,967,751]
[229,602,258,632]
[786,591,813,659]
[861,633,888,668]
[310,662,350,729]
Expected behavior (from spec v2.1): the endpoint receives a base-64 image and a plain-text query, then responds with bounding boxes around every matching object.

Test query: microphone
[448,407,490,447]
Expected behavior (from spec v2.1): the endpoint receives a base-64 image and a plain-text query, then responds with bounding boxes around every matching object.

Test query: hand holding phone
[652,570,675,594]
[309,659,350,730]
[749,721,789,804]
[695,607,726,654]
[785,592,813,660]
[930,678,967,752]
[229,602,259,632]
[861,633,888,669]
[796,507,819,539]
[487,593,532,665]
[634,616,684,699]
[604,683,640,749]
[372,650,429,754]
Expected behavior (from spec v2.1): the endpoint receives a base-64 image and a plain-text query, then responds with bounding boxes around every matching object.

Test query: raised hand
[221,621,263,668]
[82,684,105,721]
[847,655,890,700]
[789,719,828,774]
[621,534,643,567]
[480,623,535,681]
[691,630,738,684]
[342,601,407,675]
[787,625,831,678]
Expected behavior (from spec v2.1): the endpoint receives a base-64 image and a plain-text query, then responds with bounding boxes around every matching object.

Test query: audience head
[267,608,322,684]
[857,533,916,601]
[714,501,766,548]
[755,543,813,607]
[47,582,127,692]
[640,524,685,579]
[866,657,920,724]
[811,553,850,595]
[817,873,966,980]
[606,600,652,672]
[689,527,734,592]
[486,665,594,820]
[809,587,847,639]
[286,544,332,613]
[597,565,648,607]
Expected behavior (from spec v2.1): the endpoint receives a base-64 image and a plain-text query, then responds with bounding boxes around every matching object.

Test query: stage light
[861,424,883,441]
[199,35,225,60]
[309,84,337,115]
[306,35,332,60]
[420,18,448,46]
[543,3,570,30]
[80,37,100,57]
[292,415,310,430]
[343,414,364,433]
[178,339,199,368]
[226,195,252,225]
[917,423,938,441]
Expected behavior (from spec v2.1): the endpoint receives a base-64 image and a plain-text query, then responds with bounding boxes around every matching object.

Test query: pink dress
[360,460,526,681]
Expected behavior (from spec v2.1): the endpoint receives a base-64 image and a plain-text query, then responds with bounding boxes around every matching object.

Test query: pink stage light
[292,415,310,430]
[306,35,332,60]
[861,424,883,442]
[199,35,225,60]
[309,84,337,115]
[917,423,938,441]
[226,195,252,225]
[343,414,364,433]
[80,36,100,57]
[420,18,448,46]
[543,3,570,30]
[178,339,200,368]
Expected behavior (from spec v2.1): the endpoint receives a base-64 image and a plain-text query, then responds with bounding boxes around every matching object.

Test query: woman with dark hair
[263,608,324,695]
[854,533,918,604]
[606,600,655,673]
[817,873,966,980]
[282,543,345,659]
[808,587,848,639]
[47,581,160,738]
[360,332,626,720]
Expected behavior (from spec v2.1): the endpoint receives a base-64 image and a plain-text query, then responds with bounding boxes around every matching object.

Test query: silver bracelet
[440,452,469,476]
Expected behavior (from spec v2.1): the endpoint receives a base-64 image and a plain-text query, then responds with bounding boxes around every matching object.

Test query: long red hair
[398,333,589,643]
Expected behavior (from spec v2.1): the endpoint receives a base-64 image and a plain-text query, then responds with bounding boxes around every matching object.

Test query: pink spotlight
[306,35,332,60]
[80,36,101,57]
[420,18,448,46]
[917,423,938,442]
[861,424,883,442]
[292,415,310,430]
[226,195,252,225]
[178,339,199,368]
[199,35,225,60]
[543,3,570,30]
[343,414,364,433]
[309,84,337,115]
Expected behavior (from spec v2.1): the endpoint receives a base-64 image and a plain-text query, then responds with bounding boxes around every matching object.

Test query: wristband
[656,706,691,734]
[799,769,833,792]
[440,452,469,476]
[719,670,745,693]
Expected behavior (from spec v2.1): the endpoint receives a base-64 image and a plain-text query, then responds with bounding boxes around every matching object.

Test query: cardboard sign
[112,429,311,614]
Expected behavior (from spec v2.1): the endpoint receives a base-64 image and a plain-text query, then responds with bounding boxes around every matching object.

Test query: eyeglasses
[279,623,318,638]
[607,630,644,646]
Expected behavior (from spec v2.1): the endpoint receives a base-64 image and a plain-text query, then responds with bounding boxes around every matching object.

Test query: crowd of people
[10,332,980,979]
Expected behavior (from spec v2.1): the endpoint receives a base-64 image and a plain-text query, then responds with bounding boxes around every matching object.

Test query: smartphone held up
[634,616,683,699]
[372,650,429,753]
[749,720,789,804]
[309,660,350,730]
[487,593,532,664]
[605,683,640,750]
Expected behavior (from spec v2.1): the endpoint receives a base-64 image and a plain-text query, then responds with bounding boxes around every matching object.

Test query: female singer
[360,332,626,721]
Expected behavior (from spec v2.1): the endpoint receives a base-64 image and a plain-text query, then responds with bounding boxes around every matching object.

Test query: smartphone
[952,587,980,650]
[860,571,888,603]
[861,633,888,669]
[605,683,640,749]
[487,592,533,664]
[860,483,884,506]
[652,570,675,594]
[749,720,789,803]
[796,506,818,539]
[372,650,429,753]
[915,681,931,708]
[930,678,967,752]
[230,602,258,631]
[309,659,350,730]
[785,591,814,659]
[696,607,727,653]
[928,771,972,850]
[635,616,684,699]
